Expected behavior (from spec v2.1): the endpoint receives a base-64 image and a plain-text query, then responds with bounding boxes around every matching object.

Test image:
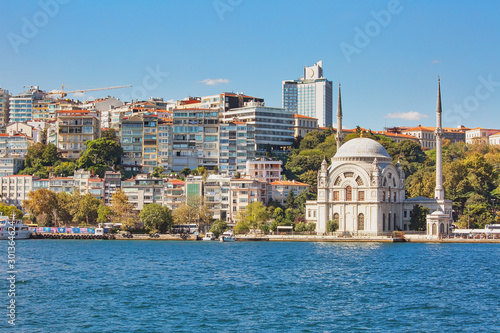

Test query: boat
[202,232,216,241]
[219,231,236,242]
[0,213,32,240]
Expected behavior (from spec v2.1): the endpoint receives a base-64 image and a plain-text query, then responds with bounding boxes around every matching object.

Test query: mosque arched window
[382,213,385,231]
[393,192,397,202]
[388,214,391,231]
[333,213,339,224]
[358,191,365,201]
[345,186,352,201]
[358,213,365,231]
[393,178,396,187]
[432,223,437,235]
[394,213,397,230]
[439,223,445,234]
[356,176,364,186]
[334,177,342,186]
[382,191,386,201]
[383,178,387,186]
[333,191,339,201]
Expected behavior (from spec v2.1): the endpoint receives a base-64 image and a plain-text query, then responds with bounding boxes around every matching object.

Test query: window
[356,176,364,186]
[383,214,385,231]
[333,191,339,201]
[393,192,397,202]
[382,192,386,201]
[333,213,339,223]
[358,213,364,231]
[345,186,352,201]
[334,177,342,186]
[358,191,364,201]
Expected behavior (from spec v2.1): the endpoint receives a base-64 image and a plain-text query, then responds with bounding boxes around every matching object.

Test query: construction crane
[47,84,132,98]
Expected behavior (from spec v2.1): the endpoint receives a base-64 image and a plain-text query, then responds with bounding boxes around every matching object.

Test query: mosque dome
[333,138,392,162]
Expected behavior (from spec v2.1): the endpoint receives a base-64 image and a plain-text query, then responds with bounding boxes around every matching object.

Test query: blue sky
[1,0,499,130]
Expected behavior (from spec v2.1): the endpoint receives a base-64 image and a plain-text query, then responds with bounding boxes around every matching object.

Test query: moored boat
[219,231,236,242]
[0,214,32,240]
[203,232,216,241]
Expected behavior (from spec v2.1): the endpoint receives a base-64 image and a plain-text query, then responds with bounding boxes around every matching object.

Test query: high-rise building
[0,88,10,127]
[282,61,333,127]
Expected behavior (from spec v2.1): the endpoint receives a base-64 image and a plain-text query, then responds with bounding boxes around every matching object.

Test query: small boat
[0,213,32,240]
[219,231,236,242]
[202,232,216,241]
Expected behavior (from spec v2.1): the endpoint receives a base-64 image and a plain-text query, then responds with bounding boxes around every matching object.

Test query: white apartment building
[0,175,38,208]
[245,159,282,182]
[466,128,500,145]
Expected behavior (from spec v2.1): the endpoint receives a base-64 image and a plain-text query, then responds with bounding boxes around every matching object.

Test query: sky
[1,0,499,130]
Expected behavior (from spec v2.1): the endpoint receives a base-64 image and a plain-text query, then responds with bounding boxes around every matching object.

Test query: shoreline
[26,233,500,243]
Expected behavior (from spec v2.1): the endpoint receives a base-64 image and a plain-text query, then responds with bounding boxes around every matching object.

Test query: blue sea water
[1,240,499,332]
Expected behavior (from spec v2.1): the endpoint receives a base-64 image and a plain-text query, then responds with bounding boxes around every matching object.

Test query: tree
[0,203,23,219]
[286,190,296,210]
[172,196,213,231]
[243,202,270,231]
[19,143,63,177]
[54,161,77,177]
[209,219,228,237]
[101,128,119,142]
[139,203,173,233]
[180,167,191,177]
[110,190,136,230]
[234,219,249,234]
[326,219,339,233]
[55,192,74,225]
[295,190,316,215]
[71,194,101,226]
[409,204,430,231]
[22,189,58,226]
[77,138,123,177]
[151,166,165,178]
[97,205,113,225]
[234,171,241,179]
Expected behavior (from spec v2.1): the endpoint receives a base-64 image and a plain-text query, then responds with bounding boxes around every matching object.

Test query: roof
[293,114,317,120]
[403,125,434,132]
[489,132,500,137]
[334,138,391,161]
[270,180,310,186]
[377,131,419,139]
[168,179,185,185]
[468,127,500,131]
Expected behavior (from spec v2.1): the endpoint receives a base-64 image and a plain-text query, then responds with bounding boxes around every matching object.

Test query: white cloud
[432,60,440,64]
[200,78,230,86]
[385,111,429,121]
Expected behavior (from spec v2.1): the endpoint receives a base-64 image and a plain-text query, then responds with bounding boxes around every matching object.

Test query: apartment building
[104,171,121,205]
[401,126,436,149]
[121,115,144,174]
[9,87,45,123]
[219,121,256,174]
[0,157,24,177]
[0,133,33,157]
[376,131,420,144]
[172,108,220,172]
[157,118,172,172]
[55,110,101,159]
[0,88,10,127]
[201,92,264,111]
[49,177,75,194]
[221,101,294,154]
[466,128,500,145]
[204,175,231,222]
[121,174,164,211]
[0,175,38,208]
[245,159,282,183]
[269,180,310,205]
[164,179,185,211]
[229,177,267,223]
[141,115,159,174]
[293,114,318,138]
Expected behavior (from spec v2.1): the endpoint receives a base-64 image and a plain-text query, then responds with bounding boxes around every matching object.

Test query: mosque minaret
[434,77,445,201]
[335,82,344,151]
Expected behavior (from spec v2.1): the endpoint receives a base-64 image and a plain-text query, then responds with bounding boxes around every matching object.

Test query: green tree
[234,219,249,234]
[0,203,23,219]
[139,203,173,233]
[180,167,191,177]
[326,219,339,233]
[151,166,165,178]
[54,161,77,177]
[286,190,296,210]
[55,192,74,225]
[409,204,430,231]
[97,205,113,225]
[243,201,270,230]
[101,128,119,142]
[71,194,101,226]
[77,138,123,177]
[209,219,228,237]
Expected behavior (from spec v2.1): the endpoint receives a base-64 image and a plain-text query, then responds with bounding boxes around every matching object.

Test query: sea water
[1,240,499,332]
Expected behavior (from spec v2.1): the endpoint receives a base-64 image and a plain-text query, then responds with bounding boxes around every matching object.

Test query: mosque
[305,80,453,237]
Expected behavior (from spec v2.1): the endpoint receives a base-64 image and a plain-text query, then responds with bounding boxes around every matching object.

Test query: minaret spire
[434,76,444,201]
[335,82,344,151]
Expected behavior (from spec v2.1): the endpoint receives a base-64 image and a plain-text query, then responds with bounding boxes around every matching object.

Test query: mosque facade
[305,80,453,237]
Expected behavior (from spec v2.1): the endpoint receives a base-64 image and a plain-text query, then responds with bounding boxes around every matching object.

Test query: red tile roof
[270,180,309,186]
